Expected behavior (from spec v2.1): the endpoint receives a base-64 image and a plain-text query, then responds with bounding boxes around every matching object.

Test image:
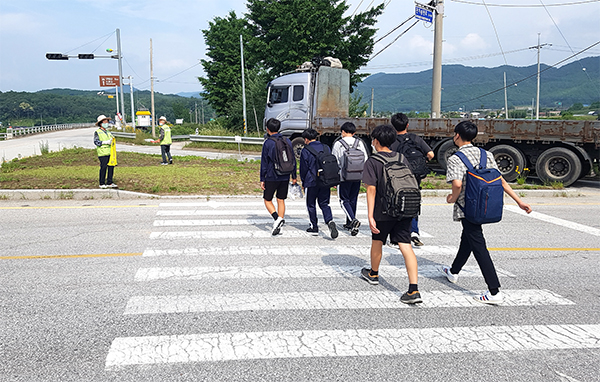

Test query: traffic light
[46,53,68,60]
[78,54,94,59]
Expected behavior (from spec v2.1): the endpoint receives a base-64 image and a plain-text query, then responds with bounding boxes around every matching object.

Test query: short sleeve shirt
[390,133,432,156]
[446,144,499,221]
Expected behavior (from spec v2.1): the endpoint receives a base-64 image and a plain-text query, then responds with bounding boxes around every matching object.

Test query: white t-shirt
[331,135,369,181]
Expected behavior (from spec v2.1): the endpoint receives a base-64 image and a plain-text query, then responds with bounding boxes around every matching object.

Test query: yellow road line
[489,247,600,251]
[1,252,143,260]
[0,205,159,210]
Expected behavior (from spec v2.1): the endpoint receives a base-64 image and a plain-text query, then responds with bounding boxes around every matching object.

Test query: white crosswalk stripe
[105,324,600,368]
[105,198,591,371]
[134,265,516,281]
[124,289,573,315]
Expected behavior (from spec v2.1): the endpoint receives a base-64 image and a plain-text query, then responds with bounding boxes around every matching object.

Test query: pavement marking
[149,230,369,239]
[105,324,600,367]
[0,252,143,260]
[142,245,456,257]
[134,265,515,281]
[505,205,600,237]
[488,247,600,251]
[156,209,369,216]
[0,204,158,210]
[124,289,573,315]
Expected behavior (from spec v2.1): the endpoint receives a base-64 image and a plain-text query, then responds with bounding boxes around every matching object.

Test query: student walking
[443,121,532,304]
[332,122,368,236]
[260,118,297,235]
[93,115,117,189]
[390,113,434,246]
[360,124,422,304]
[299,128,339,239]
[157,116,173,165]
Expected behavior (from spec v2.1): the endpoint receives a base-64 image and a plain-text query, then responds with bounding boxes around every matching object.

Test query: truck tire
[489,145,526,182]
[535,147,582,187]
[437,139,458,170]
[291,137,305,161]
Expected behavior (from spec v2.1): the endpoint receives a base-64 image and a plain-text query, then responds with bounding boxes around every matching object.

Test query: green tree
[172,102,189,121]
[349,91,369,117]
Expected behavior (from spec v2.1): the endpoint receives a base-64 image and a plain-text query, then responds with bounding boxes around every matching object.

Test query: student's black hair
[266,118,280,133]
[390,113,409,132]
[370,124,396,148]
[454,120,478,142]
[302,128,319,141]
[340,122,356,134]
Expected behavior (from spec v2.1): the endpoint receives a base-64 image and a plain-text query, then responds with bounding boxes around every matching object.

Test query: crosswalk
[105,198,600,370]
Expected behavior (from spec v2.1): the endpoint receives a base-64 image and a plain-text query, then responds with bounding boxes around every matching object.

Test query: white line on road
[105,324,600,368]
[142,245,458,257]
[505,205,600,237]
[124,289,573,315]
[156,209,367,216]
[134,265,515,281]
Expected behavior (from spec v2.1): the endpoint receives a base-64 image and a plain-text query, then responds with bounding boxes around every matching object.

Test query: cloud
[460,33,488,50]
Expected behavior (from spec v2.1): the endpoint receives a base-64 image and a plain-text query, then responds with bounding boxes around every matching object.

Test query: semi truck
[264,64,599,186]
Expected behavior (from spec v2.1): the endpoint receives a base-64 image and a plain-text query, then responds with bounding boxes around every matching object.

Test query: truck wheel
[291,137,305,161]
[437,139,458,170]
[489,145,525,182]
[535,147,582,187]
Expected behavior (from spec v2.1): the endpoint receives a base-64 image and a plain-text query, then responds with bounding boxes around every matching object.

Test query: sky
[0,0,598,96]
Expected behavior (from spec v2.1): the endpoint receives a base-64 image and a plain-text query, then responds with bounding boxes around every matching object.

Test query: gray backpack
[372,152,421,218]
[339,138,365,181]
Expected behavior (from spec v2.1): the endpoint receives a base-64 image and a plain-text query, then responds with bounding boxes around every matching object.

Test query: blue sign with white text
[415,5,433,23]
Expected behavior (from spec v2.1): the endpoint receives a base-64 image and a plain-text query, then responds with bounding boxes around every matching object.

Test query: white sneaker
[474,290,503,305]
[271,217,284,236]
[442,266,458,283]
[99,184,108,189]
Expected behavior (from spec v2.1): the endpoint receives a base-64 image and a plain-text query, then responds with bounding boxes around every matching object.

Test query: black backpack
[269,136,295,176]
[393,133,428,180]
[372,152,421,219]
[305,144,341,187]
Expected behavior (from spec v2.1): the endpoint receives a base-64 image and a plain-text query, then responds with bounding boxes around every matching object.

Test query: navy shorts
[263,180,289,201]
[371,218,412,244]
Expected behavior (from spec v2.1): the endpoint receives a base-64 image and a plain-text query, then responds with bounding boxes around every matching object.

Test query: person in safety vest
[93,115,117,188]
[156,116,172,165]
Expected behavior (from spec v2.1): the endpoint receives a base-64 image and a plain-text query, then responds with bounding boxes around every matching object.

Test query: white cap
[159,116,167,121]
[96,115,109,126]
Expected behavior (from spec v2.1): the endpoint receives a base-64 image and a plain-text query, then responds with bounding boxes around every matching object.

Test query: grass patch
[184,141,263,152]
[0,147,261,195]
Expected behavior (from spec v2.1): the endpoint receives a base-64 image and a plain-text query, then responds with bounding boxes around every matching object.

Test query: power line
[370,20,420,60]
[374,15,416,44]
[442,40,600,109]
[158,62,202,83]
[450,0,599,6]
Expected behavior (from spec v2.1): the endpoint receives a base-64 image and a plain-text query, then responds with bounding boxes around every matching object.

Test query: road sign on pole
[415,3,434,23]
[99,76,121,87]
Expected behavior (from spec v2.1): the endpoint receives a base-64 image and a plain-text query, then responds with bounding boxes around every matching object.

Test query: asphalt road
[1,194,599,381]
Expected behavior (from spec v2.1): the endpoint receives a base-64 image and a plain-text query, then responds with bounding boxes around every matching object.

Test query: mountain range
[355,56,600,112]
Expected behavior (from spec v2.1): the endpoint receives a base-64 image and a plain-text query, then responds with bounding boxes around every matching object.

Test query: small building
[136,110,151,127]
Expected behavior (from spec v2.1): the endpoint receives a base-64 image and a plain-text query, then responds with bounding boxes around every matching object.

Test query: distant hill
[356,56,600,112]
[177,91,203,98]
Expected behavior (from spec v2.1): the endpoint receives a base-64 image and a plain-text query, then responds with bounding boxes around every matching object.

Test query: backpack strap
[305,143,328,157]
[454,151,474,171]
[372,152,400,165]
[351,138,360,149]
[339,139,349,150]
[478,147,487,169]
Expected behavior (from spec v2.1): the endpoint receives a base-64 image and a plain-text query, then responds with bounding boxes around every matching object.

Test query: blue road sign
[415,4,433,23]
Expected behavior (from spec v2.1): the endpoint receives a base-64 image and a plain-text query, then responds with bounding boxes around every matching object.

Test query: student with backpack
[332,122,369,236]
[443,121,532,304]
[299,128,339,239]
[361,124,422,304]
[390,113,434,246]
[260,118,298,236]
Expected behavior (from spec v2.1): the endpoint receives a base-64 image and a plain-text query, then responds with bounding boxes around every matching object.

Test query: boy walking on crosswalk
[360,124,422,304]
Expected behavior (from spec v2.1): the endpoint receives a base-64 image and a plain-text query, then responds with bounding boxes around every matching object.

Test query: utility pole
[370,88,374,117]
[150,38,156,138]
[128,76,136,129]
[431,0,444,119]
[530,33,551,120]
[240,35,248,135]
[504,72,509,119]
[116,28,126,125]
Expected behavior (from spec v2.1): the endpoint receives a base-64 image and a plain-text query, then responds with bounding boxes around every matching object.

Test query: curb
[0,188,589,201]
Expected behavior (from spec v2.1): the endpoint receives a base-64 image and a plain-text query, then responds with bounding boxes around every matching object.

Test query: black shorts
[263,180,289,201]
[372,218,412,244]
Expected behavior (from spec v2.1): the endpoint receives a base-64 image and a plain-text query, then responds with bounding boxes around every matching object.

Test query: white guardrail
[1,123,94,140]
[111,132,265,145]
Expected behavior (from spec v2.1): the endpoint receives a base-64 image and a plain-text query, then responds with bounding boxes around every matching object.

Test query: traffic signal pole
[116,29,126,125]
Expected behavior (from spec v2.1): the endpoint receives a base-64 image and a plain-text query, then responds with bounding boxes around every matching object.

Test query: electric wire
[450,0,599,6]
[370,20,420,60]
[157,61,202,83]
[374,15,416,44]
[350,0,365,17]
[442,40,600,109]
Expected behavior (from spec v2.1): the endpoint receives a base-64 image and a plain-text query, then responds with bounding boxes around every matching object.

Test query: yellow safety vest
[96,128,113,157]
[160,125,172,145]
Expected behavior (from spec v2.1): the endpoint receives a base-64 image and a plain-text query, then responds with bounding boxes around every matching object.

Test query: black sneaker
[169,160,173,164]
[411,235,424,247]
[272,217,284,236]
[342,223,352,231]
[306,227,319,236]
[350,218,361,236]
[400,291,423,304]
[360,267,379,285]
[327,221,338,239]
